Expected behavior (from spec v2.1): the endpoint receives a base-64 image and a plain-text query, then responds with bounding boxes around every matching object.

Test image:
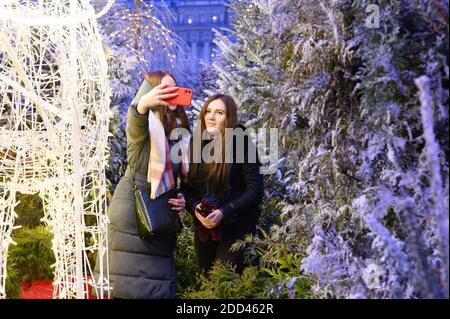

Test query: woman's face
[204,99,227,137]
[161,74,177,111]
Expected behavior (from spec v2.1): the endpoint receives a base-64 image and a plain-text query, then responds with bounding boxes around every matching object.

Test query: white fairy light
[0,0,111,299]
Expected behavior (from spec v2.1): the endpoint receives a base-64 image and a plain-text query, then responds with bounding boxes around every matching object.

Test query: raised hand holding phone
[137,83,179,114]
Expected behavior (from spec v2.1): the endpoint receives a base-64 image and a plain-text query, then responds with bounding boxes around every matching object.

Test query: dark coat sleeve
[180,180,201,217]
[180,136,201,216]
[219,133,264,226]
[126,105,148,162]
[125,79,154,167]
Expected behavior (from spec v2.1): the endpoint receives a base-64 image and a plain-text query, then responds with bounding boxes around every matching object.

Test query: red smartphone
[164,87,193,107]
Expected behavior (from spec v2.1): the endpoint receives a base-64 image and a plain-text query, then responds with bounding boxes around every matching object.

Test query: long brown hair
[189,94,238,192]
[144,71,190,135]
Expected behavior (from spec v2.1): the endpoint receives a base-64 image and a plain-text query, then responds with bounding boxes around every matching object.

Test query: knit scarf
[147,109,190,199]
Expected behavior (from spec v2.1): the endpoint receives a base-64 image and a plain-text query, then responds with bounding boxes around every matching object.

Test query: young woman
[182,94,264,275]
[95,71,190,298]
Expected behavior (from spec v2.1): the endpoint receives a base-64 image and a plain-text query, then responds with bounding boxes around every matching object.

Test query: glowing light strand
[99,0,190,74]
[0,0,111,299]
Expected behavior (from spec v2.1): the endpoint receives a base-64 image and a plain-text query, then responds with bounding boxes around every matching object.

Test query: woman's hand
[168,193,186,216]
[205,209,223,228]
[195,203,213,229]
[137,83,179,114]
[195,204,223,229]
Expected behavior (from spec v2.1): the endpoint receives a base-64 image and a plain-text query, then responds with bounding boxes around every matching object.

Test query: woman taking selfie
[95,71,190,298]
[182,94,264,275]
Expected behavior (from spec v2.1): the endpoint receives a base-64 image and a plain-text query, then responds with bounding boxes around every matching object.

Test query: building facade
[157,0,231,75]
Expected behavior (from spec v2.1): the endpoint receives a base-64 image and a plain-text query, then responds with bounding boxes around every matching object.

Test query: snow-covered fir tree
[191,65,220,115]
[96,0,193,87]
[210,0,449,299]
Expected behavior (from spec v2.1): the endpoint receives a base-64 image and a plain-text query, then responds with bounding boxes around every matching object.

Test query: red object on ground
[20,280,53,299]
[20,276,110,299]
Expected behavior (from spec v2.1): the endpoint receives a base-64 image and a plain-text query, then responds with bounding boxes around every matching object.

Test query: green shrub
[14,193,45,228]
[8,226,55,283]
[231,231,314,299]
[5,262,21,299]
[181,261,269,299]
[175,212,199,295]
[261,253,313,299]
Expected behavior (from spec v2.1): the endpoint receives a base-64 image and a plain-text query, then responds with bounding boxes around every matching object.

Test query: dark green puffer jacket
[95,80,177,298]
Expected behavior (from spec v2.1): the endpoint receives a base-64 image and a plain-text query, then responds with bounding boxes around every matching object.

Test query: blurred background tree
[207,0,449,299]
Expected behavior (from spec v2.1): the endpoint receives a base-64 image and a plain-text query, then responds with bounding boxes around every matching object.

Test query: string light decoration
[0,0,112,299]
[99,0,192,78]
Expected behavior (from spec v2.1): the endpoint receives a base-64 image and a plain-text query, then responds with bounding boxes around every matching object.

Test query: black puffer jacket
[182,124,264,231]
[94,80,177,299]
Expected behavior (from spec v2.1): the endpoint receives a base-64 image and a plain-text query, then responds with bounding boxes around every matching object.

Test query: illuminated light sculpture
[101,0,191,75]
[0,0,113,299]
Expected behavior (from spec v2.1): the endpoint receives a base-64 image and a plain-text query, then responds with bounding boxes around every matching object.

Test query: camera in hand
[198,194,221,217]
[196,194,222,242]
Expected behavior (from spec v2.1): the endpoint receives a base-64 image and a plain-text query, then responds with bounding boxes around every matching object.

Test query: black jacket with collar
[182,124,264,231]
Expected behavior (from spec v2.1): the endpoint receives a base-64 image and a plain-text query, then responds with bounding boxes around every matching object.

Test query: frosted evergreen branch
[415,75,449,298]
